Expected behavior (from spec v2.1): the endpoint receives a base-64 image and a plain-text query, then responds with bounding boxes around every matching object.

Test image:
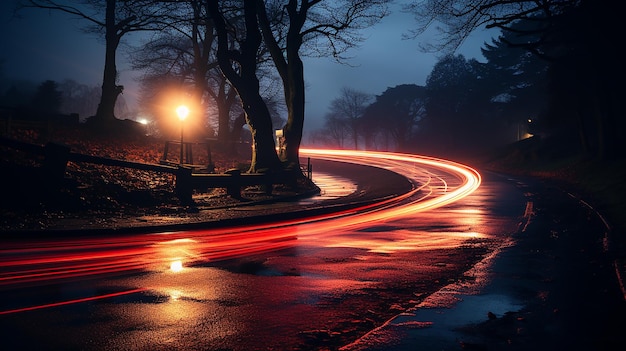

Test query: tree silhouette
[362,84,426,151]
[317,114,349,148]
[58,80,101,120]
[32,80,62,115]
[21,0,174,130]
[326,87,373,149]
[207,0,281,173]
[406,0,625,159]
[257,0,391,168]
[132,1,285,153]
[420,54,493,156]
[480,20,549,142]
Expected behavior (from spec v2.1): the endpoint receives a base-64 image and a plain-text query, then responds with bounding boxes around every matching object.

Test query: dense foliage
[315,0,625,163]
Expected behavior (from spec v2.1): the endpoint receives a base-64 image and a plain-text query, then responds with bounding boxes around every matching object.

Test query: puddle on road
[298,172,358,204]
[341,238,522,351]
[363,293,524,350]
[408,292,522,328]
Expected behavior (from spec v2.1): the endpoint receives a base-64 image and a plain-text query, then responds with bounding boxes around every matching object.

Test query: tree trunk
[257,0,307,170]
[352,121,359,149]
[282,53,305,169]
[217,98,231,143]
[242,93,280,172]
[230,112,247,141]
[208,1,281,173]
[94,0,121,125]
[191,2,213,137]
[217,81,235,143]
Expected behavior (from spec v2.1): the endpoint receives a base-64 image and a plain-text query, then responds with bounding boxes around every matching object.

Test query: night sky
[0,1,497,131]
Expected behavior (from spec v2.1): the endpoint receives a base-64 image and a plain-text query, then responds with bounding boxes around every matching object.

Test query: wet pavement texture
[344,175,626,350]
[1,161,625,351]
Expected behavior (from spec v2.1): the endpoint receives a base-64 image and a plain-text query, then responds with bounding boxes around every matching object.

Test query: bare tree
[132,1,286,157]
[326,87,372,149]
[257,0,391,168]
[403,0,578,56]
[320,114,349,148]
[58,80,101,120]
[207,1,282,173]
[131,1,223,140]
[21,0,174,130]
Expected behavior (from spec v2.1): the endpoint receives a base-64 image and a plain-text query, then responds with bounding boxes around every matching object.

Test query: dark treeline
[313,0,624,162]
[311,27,546,159]
[5,0,623,169]
[0,79,131,122]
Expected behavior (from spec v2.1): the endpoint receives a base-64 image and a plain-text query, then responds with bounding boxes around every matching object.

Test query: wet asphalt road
[346,174,626,350]
[1,161,625,351]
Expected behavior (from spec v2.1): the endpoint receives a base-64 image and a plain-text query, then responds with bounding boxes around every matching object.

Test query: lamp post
[176,105,189,165]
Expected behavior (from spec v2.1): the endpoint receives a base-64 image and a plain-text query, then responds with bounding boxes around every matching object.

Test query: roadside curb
[563,190,626,302]
[0,190,393,241]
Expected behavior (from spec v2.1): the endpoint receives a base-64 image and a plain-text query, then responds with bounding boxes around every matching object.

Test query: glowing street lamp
[176,105,189,165]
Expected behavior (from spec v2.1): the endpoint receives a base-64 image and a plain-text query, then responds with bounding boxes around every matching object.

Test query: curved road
[1,150,623,350]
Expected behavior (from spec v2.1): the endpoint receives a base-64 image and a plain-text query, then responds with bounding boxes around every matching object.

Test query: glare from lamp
[176,105,190,121]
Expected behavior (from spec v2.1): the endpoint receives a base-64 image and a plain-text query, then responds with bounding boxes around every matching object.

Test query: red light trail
[0,150,481,313]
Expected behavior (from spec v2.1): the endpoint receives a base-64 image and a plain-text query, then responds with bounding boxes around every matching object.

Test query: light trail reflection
[0,149,481,313]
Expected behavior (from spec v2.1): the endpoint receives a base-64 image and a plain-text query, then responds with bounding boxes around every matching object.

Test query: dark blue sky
[0,2,497,131]
[1,4,103,83]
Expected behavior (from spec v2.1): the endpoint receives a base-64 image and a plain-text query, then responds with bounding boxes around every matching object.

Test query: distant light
[176,105,189,121]
[528,119,532,123]
[138,118,148,125]
[170,260,183,272]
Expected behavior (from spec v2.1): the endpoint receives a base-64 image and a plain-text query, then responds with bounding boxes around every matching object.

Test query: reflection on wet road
[0,150,527,350]
[1,150,480,288]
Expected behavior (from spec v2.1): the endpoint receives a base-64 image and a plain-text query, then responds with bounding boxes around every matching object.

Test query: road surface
[1,150,623,350]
